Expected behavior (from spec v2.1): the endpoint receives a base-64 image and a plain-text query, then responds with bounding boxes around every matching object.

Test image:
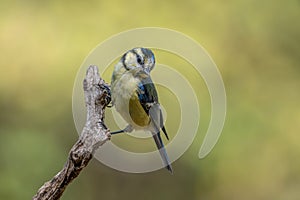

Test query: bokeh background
[1,0,300,199]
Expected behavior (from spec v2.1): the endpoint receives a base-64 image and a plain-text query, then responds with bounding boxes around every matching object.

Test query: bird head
[121,47,155,74]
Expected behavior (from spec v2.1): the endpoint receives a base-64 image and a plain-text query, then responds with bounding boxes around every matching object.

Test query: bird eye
[137,56,143,65]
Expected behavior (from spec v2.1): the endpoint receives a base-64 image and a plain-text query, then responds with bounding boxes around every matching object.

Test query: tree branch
[33,65,111,200]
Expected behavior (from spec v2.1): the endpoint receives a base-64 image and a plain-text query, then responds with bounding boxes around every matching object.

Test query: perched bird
[110,47,173,173]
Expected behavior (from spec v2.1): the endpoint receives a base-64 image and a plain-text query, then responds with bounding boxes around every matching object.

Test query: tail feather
[161,126,169,140]
[152,132,173,174]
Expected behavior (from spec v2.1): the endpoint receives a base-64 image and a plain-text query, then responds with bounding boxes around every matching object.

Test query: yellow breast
[129,93,150,127]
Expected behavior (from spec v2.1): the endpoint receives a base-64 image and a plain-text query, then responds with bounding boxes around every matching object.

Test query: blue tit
[111,47,173,173]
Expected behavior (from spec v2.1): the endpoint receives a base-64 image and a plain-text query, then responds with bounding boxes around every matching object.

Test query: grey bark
[33,65,111,200]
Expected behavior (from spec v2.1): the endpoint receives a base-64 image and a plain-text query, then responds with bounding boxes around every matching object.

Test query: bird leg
[111,124,133,135]
[110,130,125,135]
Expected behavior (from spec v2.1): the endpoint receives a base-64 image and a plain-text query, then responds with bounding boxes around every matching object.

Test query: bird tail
[152,132,173,174]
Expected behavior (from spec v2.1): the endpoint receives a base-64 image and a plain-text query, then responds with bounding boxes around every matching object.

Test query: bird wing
[134,71,173,173]
[136,73,169,140]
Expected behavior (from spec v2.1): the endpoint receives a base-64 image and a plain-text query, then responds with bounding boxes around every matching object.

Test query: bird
[110,47,173,173]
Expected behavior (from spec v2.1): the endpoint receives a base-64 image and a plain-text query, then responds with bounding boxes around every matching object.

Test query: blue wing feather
[137,77,169,140]
[135,71,172,173]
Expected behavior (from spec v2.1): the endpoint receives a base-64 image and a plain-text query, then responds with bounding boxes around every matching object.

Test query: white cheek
[125,53,137,69]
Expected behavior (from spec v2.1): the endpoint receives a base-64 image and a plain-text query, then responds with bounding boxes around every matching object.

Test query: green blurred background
[1,0,300,199]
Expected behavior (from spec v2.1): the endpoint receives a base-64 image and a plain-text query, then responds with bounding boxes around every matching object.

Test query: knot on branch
[69,140,92,167]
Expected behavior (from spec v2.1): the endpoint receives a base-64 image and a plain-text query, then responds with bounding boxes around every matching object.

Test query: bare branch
[33,65,111,200]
